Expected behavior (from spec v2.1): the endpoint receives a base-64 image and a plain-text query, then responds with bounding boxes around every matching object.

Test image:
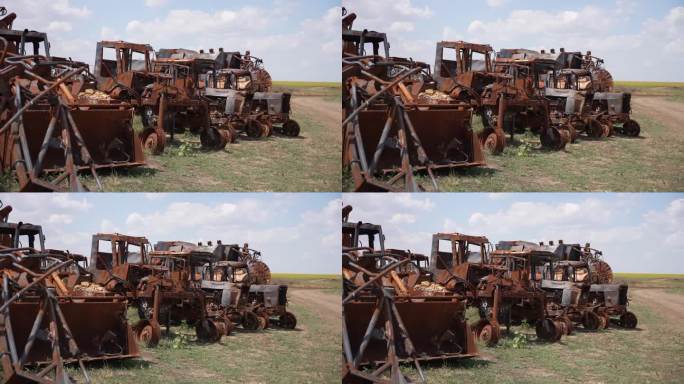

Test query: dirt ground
[292,96,340,132]
[631,288,684,323]
[631,96,684,131]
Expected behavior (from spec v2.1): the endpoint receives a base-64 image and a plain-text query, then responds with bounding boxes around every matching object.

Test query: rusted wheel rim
[566,124,577,143]
[584,311,600,330]
[242,311,260,331]
[541,127,568,150]
[620,312,638,329]
[196,319,220,342]
[600,123,610,138]
[562,317,574,335]
[143,132,164,155]
[138,325,153,344]
[257,316,268,331]
[137,322,160,347]
[200,127,227,150]
[587,119,603,138]
[597,315,607,329]
[479,324,492,343]
[224,319,235,336]
[536,319,558,341]
[279,312,297,329]
[246,121,262,138]
[483,132,499,154]
[214,320,227,339]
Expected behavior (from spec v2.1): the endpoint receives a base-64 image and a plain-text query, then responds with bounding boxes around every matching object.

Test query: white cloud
[47,21,72,32]
[486,0,509,8]
[390,21,414,32]
[144,0,168,7]
[48,214,73,225]
[390,213,416,224]
[50,195,92,211]
[461,3,684,81]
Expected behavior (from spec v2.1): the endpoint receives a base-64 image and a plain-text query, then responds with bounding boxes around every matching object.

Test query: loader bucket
[344,299,478,366]
[357,105,484,173]
[7,297,140,365]
[2,105,144,173]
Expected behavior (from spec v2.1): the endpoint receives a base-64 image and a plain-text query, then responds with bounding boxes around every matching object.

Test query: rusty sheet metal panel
[16,107,143,171]
[357,107,483,172]
[344,299,477,366]
[8,299,140,364]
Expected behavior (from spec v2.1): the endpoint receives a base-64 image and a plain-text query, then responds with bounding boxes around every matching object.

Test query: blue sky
[342,193,684,273]
[343,0,684,81]
[9,0,339,81]
[0,193,340,274]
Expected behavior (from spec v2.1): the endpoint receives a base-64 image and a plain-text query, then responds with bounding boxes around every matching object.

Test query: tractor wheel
[140,128,165,155]
[135,319,161,348]
[564,123,578,143]
[279,312,297,329]
[196,319,221,343]
[478,323,500,346]
[257,316,268,331]
[536,318,561,342]
[200,127,227,150]
[283,120,301,137]
[246,120,263,138]
[600,122,611,138]
[571,120,585,141]
[597,314,607,329]
[586,118,604,138]
[583,311,601,330]
[622,119,640,137]
[620,311,638,329]
[480,128,504,155]
[561,316,574,335]
[540,127,568,150]
[223,319,235,336]
[260,120,272,138]
[242,311,260,331]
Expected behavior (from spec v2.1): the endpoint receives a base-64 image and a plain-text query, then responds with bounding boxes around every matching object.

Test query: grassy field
[58,277,341,384]
[614,81,684,88]
[613,273,684,295]
[395,276,684,383]
[0,82,341,192]
[614,81,684,103]
[345,83,684,191]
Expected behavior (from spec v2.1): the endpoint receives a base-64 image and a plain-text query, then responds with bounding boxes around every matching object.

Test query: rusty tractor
[203,68,300,140]
[429,233,567,344]
[342,9,485,192]
[433,41,508,153]
[540,49,640,138]
[342,206,478,383]
[538,240,637,330]
[88,233,230,347]
[0,203,140,383]
[197,259,297,331]
[492,49,571,150]
[93,41,227,154]
[0,9,145,192]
